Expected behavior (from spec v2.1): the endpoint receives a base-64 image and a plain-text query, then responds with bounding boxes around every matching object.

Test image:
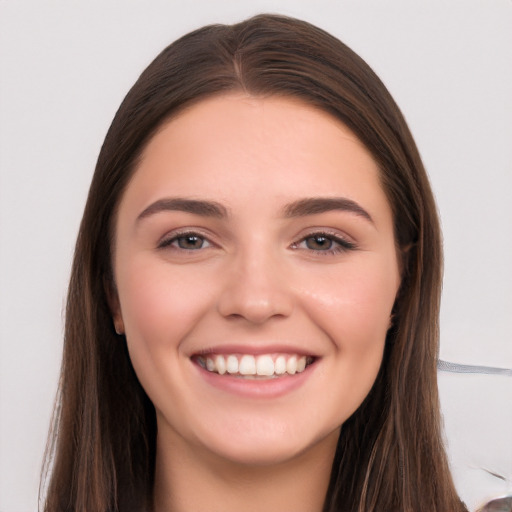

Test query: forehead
[118,93,391,225]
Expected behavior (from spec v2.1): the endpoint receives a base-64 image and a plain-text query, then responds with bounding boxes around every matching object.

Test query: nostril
[217,289,294,324]
[216,262,294,323]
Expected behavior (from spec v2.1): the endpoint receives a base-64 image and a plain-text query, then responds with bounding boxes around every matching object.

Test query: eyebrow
[283,197,373,223]
[137,198,228,221]
[136,196,373,223]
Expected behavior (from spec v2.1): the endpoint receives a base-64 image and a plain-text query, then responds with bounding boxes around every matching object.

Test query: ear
[104,274,125,335]
[397,240,415,280]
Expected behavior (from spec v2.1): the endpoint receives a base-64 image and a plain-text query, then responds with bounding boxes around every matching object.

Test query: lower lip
[193,361,317,398]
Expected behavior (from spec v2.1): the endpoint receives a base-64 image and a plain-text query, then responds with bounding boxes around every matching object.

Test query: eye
[159,232,211,251]
[291,232,355,255]
[303,234,334,251]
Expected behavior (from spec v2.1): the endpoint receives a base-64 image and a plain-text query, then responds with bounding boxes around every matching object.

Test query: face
[111,94,400,466]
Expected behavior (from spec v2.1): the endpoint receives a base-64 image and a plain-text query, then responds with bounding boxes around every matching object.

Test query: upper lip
[191,344,319,358]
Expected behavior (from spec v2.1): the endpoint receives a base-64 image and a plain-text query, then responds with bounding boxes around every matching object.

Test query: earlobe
[113,321,125,336]
[104,275,125,336]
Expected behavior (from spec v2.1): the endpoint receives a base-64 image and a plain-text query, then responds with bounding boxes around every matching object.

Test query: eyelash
[158,231,212,251]
[158,230,356,255]
[291,231,356,255]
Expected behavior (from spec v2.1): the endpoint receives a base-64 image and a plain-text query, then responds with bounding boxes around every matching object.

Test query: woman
[42,14,467,512]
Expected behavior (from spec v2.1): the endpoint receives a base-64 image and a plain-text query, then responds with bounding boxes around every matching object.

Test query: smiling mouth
[194,353,316,379]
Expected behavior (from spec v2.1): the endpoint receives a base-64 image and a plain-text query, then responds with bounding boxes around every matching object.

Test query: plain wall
[1,1,511,510]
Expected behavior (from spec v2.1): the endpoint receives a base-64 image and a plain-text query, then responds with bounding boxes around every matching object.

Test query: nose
[216,249,294,324]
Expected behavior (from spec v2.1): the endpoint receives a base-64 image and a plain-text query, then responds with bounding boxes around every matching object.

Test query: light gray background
[1,1,511,511]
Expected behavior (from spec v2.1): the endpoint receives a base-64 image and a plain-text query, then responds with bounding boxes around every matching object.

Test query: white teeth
[256,355,274,376]
[286,355,297,375]
[275,355,286,375]
[198,353,312,377]
[226,355,239,374]
[215,355,226,375]
[239,355,256,375]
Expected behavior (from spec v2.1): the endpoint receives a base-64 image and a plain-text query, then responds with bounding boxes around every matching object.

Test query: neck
[152,428,339,512]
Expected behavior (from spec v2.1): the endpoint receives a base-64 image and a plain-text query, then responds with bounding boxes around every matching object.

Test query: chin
[187,415,341,468]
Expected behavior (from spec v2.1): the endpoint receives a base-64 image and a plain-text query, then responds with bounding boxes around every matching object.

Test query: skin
[111,94,401,512]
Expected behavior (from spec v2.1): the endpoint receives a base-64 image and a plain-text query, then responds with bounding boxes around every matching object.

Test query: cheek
[114,258,220,412]
[306,259,397,312]
[297,256,398,353]
[115,257,217,350]
[299,260,397,418]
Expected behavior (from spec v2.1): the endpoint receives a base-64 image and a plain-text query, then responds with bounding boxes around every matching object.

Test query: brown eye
[159,232,212,251]
[175,234,207,250]
[305,235,333,250]
[291,231,356,255]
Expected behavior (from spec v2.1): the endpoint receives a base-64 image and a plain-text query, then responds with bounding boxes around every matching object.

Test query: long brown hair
[42,14,466,512]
